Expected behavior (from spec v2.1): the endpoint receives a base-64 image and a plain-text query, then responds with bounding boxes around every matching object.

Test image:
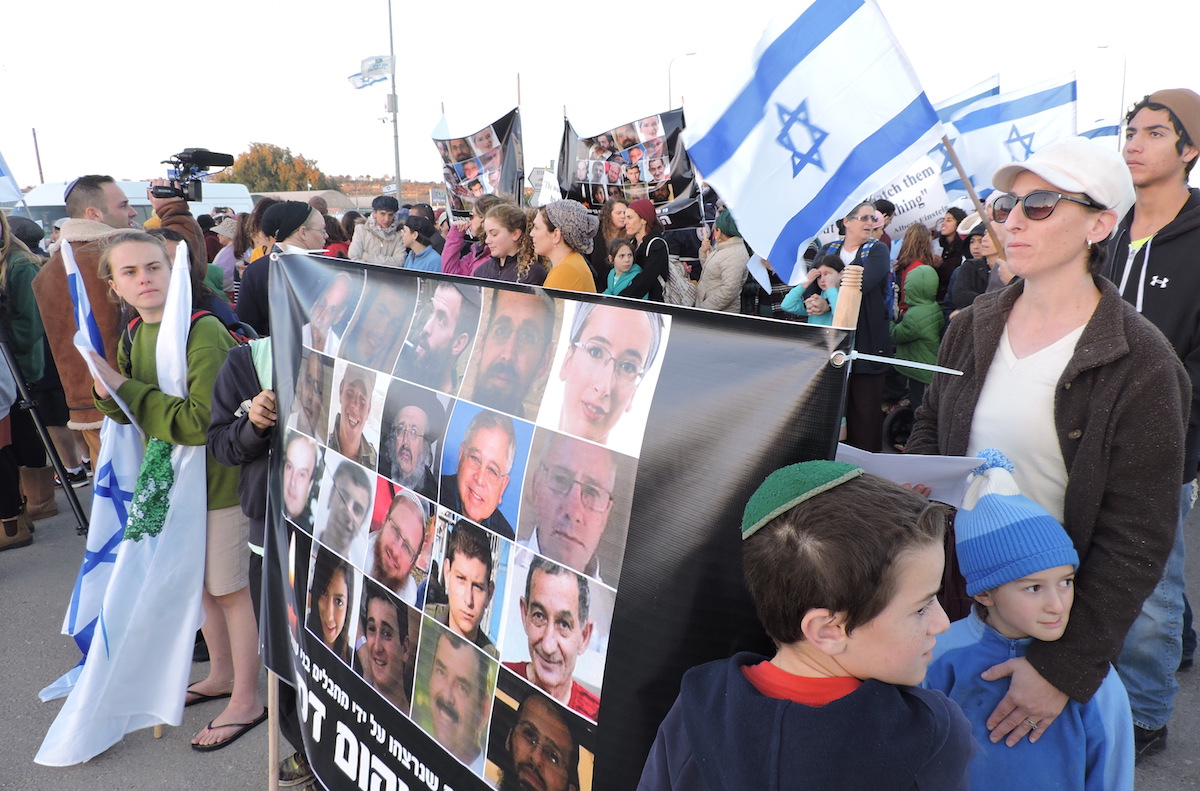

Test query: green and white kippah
[741,460,863,540]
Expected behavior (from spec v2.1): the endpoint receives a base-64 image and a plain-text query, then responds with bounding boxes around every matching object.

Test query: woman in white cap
[908,136,1189,750]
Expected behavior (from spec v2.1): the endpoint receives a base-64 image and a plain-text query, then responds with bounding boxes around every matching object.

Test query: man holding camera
[32,174,205,463]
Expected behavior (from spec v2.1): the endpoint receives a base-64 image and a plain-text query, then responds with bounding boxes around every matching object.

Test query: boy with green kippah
[638,461,974,790]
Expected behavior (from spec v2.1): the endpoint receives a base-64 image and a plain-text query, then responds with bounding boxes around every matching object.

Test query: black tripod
[0,318,88,535]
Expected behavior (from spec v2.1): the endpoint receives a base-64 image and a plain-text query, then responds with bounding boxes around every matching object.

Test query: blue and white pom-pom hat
[955,449,1079,596]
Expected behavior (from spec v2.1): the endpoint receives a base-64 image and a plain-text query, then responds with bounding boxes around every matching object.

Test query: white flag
[683,0,943,284]
[361,55,394,80]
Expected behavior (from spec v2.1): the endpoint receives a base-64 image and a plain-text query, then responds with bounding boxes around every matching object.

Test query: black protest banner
[264,251,850,791]
[557,110,700,228]
[435,110,524,216]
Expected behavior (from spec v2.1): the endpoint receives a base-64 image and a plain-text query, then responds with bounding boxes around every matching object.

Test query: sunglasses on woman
[992,190,1104,222]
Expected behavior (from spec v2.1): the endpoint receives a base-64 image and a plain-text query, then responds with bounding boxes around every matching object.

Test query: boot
[0,512,33,551]
[20,466,59,521]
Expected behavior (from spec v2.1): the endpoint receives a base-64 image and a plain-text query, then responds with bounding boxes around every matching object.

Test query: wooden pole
[940,135,1004,258]
[832,264,863,329]
[268,671,281,791]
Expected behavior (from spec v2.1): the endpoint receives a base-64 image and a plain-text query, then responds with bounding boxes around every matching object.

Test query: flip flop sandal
[191,707,268,752]
[185,684,233,708]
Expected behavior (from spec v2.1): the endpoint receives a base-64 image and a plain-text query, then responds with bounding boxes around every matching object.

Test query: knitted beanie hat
[741,460,862,540]
[956,449,1078,596]
[629,198,657,227]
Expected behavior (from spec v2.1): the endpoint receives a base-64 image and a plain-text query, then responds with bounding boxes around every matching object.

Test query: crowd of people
[2,85,1199,790]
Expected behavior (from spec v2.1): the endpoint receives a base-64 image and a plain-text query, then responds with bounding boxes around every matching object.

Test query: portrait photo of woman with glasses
[535,301,671,458]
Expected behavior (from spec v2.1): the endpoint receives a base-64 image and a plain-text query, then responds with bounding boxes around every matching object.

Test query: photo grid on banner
[266,250,851,791]
[557,109,701,229]
[436,110,524,216]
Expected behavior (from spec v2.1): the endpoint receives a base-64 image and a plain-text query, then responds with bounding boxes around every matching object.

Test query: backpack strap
[120,310,220,377]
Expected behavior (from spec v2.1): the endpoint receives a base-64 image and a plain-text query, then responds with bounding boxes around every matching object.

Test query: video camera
[150,148,235,202]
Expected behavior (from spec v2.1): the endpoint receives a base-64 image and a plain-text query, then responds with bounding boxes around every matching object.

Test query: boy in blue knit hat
[638,461,974,791]
[924,450,1134,790]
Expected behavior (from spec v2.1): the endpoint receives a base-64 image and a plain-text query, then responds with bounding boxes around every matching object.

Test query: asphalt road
[2,483,1198,789]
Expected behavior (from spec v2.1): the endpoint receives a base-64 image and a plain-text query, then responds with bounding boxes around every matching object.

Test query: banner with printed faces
[557,110,701,230]
[263,251,851,791]
[435,110,524,217]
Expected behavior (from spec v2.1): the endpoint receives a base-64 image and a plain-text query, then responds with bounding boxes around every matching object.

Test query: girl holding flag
[87,231,266,752]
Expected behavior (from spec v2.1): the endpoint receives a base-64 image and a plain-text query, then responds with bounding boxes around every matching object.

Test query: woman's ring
[1025,719,1039,730]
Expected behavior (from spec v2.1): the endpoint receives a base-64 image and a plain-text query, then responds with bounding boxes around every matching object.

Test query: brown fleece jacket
[32,200,202,429]
[908,277,1189,702]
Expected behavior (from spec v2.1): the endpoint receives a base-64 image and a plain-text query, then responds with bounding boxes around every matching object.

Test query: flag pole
[939,135,1004,258]
[387,0,402,201]
[268,672,280,791]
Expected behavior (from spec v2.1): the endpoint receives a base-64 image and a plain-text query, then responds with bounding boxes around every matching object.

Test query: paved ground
[2,483,1199,789]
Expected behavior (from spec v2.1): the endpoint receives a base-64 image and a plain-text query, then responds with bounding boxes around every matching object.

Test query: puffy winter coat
[889,265,943,384]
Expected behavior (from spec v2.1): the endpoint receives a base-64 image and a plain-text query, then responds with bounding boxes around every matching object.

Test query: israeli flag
[38,242,208,766]
[950,73,1077,194]
[930,76,1000,199]
[683,0,943,285]
[37,242,144,703]
[0,150,22,203]
[1081,120,1122,150]
[347,71,387,89]
[934,75,1000,123]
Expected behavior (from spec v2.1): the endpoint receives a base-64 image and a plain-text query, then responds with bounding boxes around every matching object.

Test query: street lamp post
[388,0,402,199]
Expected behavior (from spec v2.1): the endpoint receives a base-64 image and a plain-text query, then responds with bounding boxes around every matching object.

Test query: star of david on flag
[930,76,999,199]
[949,73,1076,194]
[683,0,943,285]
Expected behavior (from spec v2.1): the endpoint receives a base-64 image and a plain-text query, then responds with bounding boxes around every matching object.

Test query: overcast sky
[2,0,1196,190]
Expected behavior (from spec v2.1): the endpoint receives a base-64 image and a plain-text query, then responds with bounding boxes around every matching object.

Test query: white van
[3,180,254,236]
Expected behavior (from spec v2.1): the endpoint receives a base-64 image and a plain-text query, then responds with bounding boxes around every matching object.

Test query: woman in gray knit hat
[531,200,598,293]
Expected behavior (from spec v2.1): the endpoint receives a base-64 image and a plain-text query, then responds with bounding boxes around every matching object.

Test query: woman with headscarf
[695,210,749,312]
[237,201,327,336]
[618,199,669,301]
[821,201,893,451]
[531,200,598,293]
[348,196,406,267]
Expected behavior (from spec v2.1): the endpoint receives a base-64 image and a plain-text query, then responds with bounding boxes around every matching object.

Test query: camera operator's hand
[148,177,184,216]
[88,351,128,400]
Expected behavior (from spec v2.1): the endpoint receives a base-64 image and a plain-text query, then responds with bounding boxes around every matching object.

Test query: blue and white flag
[950,73,1077,195]
[37,242,144,704]
[0,150,23,203]
[930,76,1000,199]
[934,75,1000,123]
[37,242,208,766]
[683,0,943,284]
[1081,119,1122,150]
[348,69,387,90]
